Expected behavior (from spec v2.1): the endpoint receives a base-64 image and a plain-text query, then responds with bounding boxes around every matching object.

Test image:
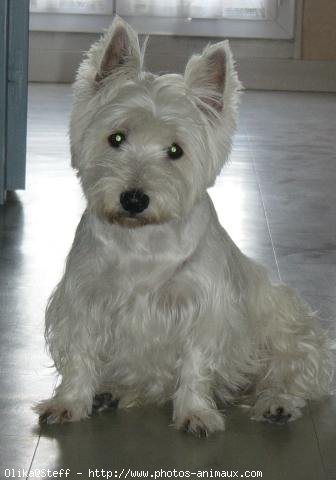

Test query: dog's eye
[167,143,183,160]
[108,132,126,148]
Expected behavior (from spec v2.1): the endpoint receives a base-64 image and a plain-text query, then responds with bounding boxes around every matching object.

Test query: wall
[28,2,336,91]
[302,0,336,60]
[28,31,294,83]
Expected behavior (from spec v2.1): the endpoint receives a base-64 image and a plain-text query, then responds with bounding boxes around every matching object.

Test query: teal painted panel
[5,0,29,191]
[0,1,8,204]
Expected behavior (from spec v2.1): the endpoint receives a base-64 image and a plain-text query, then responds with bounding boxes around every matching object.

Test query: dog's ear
[93,16,141,84]
[184,41,241,115]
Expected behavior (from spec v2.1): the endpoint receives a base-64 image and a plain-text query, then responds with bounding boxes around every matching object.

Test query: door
[0,0,29,204]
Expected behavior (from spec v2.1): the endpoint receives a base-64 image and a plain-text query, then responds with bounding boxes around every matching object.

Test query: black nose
[120,189,150,214]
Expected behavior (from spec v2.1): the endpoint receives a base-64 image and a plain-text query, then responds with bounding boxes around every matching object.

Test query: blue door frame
[0,0,29,204]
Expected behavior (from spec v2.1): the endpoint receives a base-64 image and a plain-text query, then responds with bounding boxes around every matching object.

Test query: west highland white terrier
[35,17,335,436]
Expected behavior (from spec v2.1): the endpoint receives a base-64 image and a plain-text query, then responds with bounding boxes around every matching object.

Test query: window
[30,0,296,39]
[30,0,113,15]
[117,1,278,19]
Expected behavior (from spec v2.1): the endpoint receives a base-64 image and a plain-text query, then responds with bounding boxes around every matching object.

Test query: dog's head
[70,17,241,228]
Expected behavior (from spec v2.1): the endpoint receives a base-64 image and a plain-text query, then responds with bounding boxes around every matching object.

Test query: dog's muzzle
[120,189,150,215]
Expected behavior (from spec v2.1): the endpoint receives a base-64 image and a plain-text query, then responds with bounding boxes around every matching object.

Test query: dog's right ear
[89,16,141,85]
[184,41,241,121]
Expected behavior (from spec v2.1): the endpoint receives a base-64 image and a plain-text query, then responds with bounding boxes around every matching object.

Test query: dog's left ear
[93,16,141,84]
[184,41,240,115]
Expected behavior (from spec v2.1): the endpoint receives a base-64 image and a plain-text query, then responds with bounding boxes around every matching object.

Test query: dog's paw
[33,398,91,425]
[92,392,119,411]
[251,394,306,424]
[175,409,225,438]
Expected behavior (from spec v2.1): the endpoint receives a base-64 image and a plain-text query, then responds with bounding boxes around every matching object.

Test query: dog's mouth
[110,214,152,228]
[99,209,167,228]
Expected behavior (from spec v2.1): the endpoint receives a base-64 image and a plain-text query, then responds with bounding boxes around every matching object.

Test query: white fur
[34,18,335,436]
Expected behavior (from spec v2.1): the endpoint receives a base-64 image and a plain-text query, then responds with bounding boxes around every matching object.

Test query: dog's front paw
[175,409,225,438]
[251,393,306,424]
[33,398,91,425]
[92,392,119,411]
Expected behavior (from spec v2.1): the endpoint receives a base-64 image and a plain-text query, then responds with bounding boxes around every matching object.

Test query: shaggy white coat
[35,17,335,436]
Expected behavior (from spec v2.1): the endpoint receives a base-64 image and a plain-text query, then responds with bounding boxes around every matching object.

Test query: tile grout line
[26,374,59,480]
[244,130,282,283]
[307,402,331,480]
[25,436,41,480]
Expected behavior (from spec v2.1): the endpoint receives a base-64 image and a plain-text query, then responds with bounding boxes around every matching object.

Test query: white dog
[35,17,334,436]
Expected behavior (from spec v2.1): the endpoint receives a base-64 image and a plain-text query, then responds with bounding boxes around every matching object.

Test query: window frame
[29,0,296,40]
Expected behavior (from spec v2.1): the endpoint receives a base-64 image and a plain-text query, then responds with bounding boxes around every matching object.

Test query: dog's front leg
[34,351,97,424]
[173,348,224,437]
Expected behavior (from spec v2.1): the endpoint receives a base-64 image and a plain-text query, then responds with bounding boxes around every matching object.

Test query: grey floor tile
[310,397,336,480]
[31,405,326,480]
[0,435,38,478]
[0,373,56,436]
[276,253,336,300]
[209,180,279,278]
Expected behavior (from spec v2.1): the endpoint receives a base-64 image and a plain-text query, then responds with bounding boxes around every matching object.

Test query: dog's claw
[183,419,190,432]
[196,426,208,438]
[39,412,50,424]
[182,417,208,438]
[39,408,71,425]
[262,406,292,424]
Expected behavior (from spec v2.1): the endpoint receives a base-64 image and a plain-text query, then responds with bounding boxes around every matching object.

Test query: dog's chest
[96,251,186,350]
[82,216,205,386]
[96,268,182,393]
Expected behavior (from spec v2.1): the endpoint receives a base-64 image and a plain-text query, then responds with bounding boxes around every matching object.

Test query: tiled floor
[0,84,336,480]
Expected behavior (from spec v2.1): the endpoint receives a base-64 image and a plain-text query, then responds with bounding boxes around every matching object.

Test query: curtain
[118,1,277,19]
[30,0,113,14]
[30,0,278,20]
